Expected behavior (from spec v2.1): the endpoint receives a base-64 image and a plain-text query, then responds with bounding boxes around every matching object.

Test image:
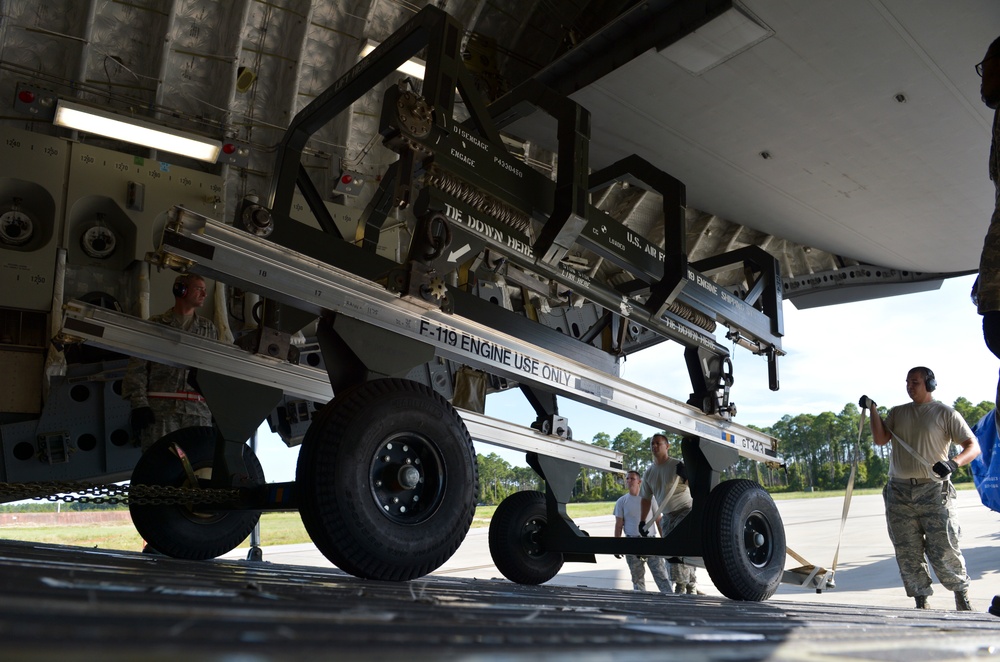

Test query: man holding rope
[860,366,980,610]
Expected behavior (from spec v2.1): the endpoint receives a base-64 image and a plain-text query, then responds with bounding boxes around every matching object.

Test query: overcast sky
[252,272,997,481]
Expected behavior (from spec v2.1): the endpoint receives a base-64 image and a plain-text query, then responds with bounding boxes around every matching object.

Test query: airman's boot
[955,590,973,611]
[914,595,930,609]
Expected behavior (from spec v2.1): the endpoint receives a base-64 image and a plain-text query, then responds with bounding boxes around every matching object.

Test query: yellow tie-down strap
[782,412,866,593]
[784,546,835,592]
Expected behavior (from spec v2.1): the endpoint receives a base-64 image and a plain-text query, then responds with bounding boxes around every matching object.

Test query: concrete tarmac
[225,489,1000,612]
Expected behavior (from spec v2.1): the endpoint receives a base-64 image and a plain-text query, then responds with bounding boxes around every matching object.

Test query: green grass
[0,503,613,550]
[473,501,613,525]
[0,512,312,551]
[1,484,977,550]
[0,519,145,551]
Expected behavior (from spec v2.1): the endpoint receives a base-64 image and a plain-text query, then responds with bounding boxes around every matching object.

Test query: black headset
[916,366,937,392]
[172,276,188,298]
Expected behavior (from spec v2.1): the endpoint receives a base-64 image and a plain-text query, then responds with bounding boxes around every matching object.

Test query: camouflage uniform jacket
[122,308,218,449]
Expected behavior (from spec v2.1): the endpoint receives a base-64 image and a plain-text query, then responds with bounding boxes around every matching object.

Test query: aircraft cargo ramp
[0,535,997,662]
[3,493,1000,660]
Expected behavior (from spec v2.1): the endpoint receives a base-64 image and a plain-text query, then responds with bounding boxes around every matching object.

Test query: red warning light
[17,90,35,104]
[341,174,353,185]
[222,143,237,155]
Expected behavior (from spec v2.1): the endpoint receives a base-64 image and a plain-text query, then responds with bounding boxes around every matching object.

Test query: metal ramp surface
[0,539,996,661]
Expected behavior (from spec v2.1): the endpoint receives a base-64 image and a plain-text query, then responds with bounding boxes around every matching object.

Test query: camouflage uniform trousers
[624,549,672,593]
[661,505,698,593]
[883,480,970,598]
[140,400,212,452]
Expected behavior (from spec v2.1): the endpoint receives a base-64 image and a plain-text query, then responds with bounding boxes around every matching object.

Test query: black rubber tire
[129,426,263,560]
[296,379,479,581]
[488,490,564,584]
[702,479,785,601]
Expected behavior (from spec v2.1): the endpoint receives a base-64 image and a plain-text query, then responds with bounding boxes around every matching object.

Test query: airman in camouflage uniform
[861,367,981,611]
[122,274,218,451]
[976,36,1000,408]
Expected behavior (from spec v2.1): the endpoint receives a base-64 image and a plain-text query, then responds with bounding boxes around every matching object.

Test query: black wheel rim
[743,510,773,567]
[368,431,446,525]
[520,516,546,558]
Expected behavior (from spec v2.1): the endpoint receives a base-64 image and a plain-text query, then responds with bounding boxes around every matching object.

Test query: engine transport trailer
[2,6,822,601]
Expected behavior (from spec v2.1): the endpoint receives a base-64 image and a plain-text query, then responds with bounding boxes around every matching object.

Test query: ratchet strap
[647,475,680,528]
[883,420,936,474]
[148,391,206,403]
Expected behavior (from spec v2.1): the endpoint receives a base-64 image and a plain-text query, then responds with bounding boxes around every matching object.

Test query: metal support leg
[196,370,283,488]
[317,313,436,390]
[661,436,740,556]
[528,452,596,563]
[246,429,263,562]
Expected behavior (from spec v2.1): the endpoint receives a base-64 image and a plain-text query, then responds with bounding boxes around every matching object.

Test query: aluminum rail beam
[60,301,622,473]
[149,208,780,465]
[61,300,332,402]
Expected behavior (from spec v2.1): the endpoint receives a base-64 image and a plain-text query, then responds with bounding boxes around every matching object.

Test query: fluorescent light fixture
[658,4,773,75]
[360,40,426,80]
[53,100,222,163]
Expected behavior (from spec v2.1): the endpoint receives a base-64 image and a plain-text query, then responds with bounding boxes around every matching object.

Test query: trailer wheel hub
[369,433,445,524]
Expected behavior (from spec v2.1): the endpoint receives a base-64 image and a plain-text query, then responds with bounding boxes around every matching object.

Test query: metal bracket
[37,432,72,465]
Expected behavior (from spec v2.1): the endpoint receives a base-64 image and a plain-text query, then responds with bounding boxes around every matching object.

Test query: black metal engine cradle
[200,4,784,578]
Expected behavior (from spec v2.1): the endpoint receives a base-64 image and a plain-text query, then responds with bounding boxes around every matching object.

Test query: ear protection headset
[172,275,188,298]
[916,366,937,392]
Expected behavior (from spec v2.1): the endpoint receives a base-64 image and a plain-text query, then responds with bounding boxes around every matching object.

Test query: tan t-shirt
[884,400,974,480]
[639,457,692,514]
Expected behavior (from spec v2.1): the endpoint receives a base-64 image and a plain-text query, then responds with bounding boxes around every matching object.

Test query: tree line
[474,397,993,506]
